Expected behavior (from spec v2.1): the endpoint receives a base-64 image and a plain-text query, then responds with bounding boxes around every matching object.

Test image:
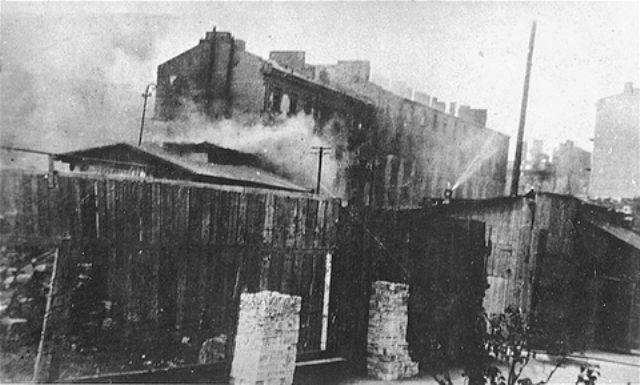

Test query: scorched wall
[155,28,510,207]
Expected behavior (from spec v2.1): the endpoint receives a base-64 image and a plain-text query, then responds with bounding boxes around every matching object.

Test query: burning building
[154,28,510,207]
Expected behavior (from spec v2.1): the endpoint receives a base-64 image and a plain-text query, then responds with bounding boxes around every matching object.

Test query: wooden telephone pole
[138,83,155,147]
[311,146,331,194]
[510,21,537,196]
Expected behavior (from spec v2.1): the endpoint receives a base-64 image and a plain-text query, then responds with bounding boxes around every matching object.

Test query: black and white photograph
[0,1,639,383]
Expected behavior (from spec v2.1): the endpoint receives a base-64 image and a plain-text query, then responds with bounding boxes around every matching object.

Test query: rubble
[198,334,227,364]
[230,290,302,385]
[367,280,419,380]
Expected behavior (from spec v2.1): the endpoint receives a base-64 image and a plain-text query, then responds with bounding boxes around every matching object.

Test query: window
[272,88,282,113]
[289,94,298,115]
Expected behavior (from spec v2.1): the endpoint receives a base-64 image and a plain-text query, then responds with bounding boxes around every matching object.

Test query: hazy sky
[2,1,638,156]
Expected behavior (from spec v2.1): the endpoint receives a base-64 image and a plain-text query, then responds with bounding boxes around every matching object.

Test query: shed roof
[56,142,309,193]
[584,218,640,251]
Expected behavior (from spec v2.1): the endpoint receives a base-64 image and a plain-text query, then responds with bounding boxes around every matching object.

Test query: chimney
[449,102,457,116]
[624,82,634,95]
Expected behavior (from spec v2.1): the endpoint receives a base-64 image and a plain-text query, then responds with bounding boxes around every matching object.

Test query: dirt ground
[338,351,640,385]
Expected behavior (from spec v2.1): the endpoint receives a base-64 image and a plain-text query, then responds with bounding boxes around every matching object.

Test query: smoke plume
[0,11,345,197]
[147,112,346,197]
[0,13,173,168]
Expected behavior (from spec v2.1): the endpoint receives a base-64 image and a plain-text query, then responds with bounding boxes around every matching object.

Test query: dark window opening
[289,94,298,116]
[303,100,312,115]
[272,88,282,113]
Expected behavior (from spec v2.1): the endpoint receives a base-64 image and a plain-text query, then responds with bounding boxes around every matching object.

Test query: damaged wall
[154,28,509,207]
[319,68,509,205]
[155,30,263,120]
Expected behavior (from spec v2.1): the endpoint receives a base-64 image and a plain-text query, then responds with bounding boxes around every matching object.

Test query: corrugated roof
[57,142,309,193]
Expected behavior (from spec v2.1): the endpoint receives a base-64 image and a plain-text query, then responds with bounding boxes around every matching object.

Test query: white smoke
[0,13,178,168]
[147,113,347,197]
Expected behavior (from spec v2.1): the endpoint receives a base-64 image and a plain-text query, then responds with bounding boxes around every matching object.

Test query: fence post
[33,239,72,383]
[224,251,249,379]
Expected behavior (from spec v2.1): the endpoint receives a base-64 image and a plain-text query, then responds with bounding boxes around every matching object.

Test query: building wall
[155,31,261,120]
[552,140,590,197]
[324,78,509,205]
[154,28,510,206]
[590,83,640,199]
[508,140,591,197]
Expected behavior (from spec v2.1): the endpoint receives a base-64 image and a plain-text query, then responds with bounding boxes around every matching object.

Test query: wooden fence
[329,207,488,372]
[0,169,339,380]
[438,197,536,314]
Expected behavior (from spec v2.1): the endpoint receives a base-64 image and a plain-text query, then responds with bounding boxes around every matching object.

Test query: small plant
[576,364,600,385]
[422,306,600,385]
[483,306,600,385]
[484,306,533,385]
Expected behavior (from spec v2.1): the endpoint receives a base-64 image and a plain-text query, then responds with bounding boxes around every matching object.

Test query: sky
[1,1,638,158]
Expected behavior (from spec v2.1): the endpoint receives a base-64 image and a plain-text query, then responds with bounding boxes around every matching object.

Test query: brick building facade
[155,28,510,207]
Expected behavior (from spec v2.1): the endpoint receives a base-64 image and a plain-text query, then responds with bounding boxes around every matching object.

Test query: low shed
[56,142,309,193]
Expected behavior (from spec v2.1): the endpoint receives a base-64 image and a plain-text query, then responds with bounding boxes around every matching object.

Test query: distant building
[154,28,510,207]
[56,142,309,192]
[552,140,590,197]
[507,139,591,197]
[507,139,553,194]
[590,82,640,199]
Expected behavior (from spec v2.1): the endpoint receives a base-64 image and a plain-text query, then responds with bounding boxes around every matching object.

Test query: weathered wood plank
[263,194,275,246]
[22,174,37,236]
[296,198,307,249]
[310,252,326,351]
[281,250,295,293]
[285,197,298,249]
[36,175,50,237]
[216,191,229,245]
[236,193,248,245]
[298,251,314,353]
[313,200,326,249]
[188,187,203,245]
[227,192,239,245]
[245,194,265,245]
[209,190,220,246]
[175,242,188,332]
[200,188,212,244]
[304,200,318,249]
[33,240,72,383]
[273,196,286,248]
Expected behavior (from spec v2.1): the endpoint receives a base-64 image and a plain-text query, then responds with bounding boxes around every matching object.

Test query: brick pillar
[230,291,302,385]
[367,281,419,380]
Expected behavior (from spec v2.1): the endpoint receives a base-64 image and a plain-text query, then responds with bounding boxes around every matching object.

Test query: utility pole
[138,83,155,147]
[510,21,537,196]
[311,146,331,194]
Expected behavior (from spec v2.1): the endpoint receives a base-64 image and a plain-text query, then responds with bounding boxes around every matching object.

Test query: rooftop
[56,142,309,193]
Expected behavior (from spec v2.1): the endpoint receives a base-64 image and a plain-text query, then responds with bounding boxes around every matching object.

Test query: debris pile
[230,290,302,385]
[198,333,227,364]
[367,280,418,380]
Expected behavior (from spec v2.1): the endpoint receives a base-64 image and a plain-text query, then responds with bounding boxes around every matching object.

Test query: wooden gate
[328,208,488,372]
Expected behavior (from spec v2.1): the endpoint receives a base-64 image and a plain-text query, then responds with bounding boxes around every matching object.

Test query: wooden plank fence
[329,207,488,373]
[0,169,339,380]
